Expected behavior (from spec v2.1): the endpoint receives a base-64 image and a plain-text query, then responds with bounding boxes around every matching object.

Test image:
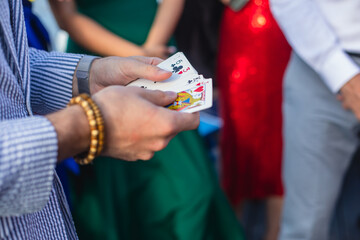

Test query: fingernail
[165,91,177,98]
[159,69,172,75]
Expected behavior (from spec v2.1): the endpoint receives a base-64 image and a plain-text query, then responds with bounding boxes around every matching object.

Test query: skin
[49,0,184,59]
[338,73,360,120]
[46,56,200,162]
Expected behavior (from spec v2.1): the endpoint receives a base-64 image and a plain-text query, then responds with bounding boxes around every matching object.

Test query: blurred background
[28,0,360,239]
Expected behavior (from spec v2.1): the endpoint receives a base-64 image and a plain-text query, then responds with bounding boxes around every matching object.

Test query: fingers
[94,86,199,162]
[336,94,344,101]
[156,108,200,133]
[172,112,200,132]
[139,89,200,131]
[140,89,178,106]
[136,152,155,161]
[137,88,199,131]
[342,103,351,111]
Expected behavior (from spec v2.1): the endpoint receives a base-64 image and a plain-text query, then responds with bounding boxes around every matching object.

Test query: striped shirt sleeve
[29,48,83,114]
[0,116,58,216]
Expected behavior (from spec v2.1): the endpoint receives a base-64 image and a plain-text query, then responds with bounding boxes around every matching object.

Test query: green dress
[67,0,244,239]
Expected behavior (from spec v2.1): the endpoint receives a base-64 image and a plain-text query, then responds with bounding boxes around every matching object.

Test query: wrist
[46,105,90,162]
[135,46,148,56]
[142,42,152,48]
[68,94,105,164]
[143,38,163,48]
[73,55,100,96]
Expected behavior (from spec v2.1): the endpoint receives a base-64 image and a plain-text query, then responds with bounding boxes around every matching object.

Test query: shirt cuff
[30,49,84,114]
[320,49,360,93]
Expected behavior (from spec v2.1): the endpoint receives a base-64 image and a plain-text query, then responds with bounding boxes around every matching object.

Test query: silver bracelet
[76,56,100,95]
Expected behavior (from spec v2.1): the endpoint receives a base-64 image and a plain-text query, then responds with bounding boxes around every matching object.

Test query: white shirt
[270,0,360,92]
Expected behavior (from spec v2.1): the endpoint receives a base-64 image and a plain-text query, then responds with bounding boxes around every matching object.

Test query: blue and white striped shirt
[1,0,83,239]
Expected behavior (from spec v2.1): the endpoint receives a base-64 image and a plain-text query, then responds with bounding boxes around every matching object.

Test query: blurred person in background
[217,0,291,240]
[270,0,360,239]
[52,0,177,58]
[174,0,224,80]
[50,0,244,239]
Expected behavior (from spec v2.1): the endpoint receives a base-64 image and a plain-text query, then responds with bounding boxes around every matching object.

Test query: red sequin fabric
[217,0,291,205]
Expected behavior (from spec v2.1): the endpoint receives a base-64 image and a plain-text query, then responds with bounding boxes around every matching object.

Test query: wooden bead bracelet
[68,93,105,165]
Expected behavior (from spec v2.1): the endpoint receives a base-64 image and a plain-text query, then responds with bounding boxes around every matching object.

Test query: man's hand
[88,56,172,94]
[49,59,199,162]
[92,86,200,161]
[338,73,360,120]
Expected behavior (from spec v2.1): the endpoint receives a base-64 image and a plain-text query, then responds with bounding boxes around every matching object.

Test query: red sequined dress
[217,0,291,205]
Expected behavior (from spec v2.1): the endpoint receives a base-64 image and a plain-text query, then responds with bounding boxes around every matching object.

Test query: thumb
[141,89,178,107]
[123,59,172,82]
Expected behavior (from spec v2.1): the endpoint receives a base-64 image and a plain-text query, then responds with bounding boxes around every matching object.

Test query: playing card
[157,52,197,76]
[127,52,197,90]
[160,74,205,91]
[127,52,213,113]
[166,78,213,113]
[126,73,201,91]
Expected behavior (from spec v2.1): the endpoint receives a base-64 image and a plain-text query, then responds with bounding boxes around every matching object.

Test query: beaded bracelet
[81,94,105,156]
[68,94,105,165]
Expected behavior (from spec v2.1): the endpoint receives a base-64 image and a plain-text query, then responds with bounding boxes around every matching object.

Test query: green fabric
[66,0,244,239]
[69,131,243,239]
[67,0,157,54]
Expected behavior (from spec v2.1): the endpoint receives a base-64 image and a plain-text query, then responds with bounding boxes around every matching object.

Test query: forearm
[64,15,145,57]
[0,104,90,215]
[144,0,185,47]
[49,0,143,57]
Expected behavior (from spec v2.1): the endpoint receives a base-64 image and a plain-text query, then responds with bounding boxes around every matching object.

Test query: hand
[142,44,176,59]
[92,86,200,161]
[220,0,231,5]
[88,56,172,94]
[338,73,360,120]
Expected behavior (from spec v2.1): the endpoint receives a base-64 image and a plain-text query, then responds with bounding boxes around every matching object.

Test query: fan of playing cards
[127,52,213,113]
